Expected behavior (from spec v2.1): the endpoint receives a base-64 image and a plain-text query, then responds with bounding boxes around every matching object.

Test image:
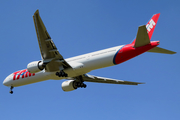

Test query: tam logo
[13,69,35,80]
[146,19,156,32]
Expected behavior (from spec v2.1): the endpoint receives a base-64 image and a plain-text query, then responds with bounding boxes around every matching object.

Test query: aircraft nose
[3,79,9,86]
[3,74,13,86]
[3,79,8,86]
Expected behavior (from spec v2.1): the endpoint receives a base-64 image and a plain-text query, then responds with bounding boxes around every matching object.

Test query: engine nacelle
[27,61,45,73]
[61,80,77,92]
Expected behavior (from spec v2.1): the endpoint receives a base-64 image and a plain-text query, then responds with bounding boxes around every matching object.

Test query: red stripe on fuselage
[25,72,28,78]
[29,72,31,77]
[13,71,21,80]
[17,70,24,79]
[114,41,159,65]
[21,69,27,78]
[13,69,36,80]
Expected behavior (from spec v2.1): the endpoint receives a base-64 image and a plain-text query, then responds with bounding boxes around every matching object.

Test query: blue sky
[0,0,179,120]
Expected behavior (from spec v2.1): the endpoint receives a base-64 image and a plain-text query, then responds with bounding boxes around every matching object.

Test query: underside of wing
[82,74,144,85]
[33,10,71,72]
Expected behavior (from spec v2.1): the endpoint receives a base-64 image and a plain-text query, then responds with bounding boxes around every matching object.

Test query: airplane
[3,10,176,94]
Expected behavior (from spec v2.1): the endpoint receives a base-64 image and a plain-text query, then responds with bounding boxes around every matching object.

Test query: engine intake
[27,61,46,73]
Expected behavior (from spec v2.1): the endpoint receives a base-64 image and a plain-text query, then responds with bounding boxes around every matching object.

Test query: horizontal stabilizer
[134,25,150,48]
[147,47,176,54]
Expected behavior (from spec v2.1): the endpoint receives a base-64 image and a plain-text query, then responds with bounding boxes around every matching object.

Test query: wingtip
[171,51,177,54]
[139,82,145,84]
[34,9,39,15]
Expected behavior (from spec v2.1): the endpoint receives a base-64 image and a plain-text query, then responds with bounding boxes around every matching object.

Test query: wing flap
[82,74,144,85]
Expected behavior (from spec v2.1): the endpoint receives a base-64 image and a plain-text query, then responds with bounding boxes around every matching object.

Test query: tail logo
[146,19,156,32]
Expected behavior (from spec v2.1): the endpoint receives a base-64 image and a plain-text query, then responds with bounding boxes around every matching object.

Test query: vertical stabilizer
[146,13,160,40]
[132,13,160,44]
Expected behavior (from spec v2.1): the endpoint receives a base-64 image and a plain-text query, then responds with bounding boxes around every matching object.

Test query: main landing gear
[74,75,87,89]
[75,82,87,88]
[56,70,68,77]
[9,86,14,94]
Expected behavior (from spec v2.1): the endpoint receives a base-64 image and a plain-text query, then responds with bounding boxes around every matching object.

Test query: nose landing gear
[9,86,14,94]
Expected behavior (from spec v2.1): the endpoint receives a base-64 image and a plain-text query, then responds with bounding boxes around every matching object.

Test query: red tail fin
[132,13,160,44]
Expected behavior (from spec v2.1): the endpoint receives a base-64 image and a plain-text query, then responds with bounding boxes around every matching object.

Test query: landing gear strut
[56,70,68,77]
[9,86,14,94]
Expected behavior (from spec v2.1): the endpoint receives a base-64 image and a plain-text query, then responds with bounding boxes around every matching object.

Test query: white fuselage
[3,45,124,87]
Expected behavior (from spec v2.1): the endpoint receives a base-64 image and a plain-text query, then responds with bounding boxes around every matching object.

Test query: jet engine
[61,80,77,92]
[27,61,46,73]
[61,80,87,92]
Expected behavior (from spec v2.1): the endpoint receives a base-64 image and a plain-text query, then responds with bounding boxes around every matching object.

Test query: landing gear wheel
[56,72,60,76]
[58,71,62,77]
[64,73,68,77]
[83,84,87,88]
[61,72,65,77]
[9,86,14,94]
[80,83,84,88]
[9,91,13,94]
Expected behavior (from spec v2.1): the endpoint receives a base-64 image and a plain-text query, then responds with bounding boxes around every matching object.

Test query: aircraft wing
[33,10,71,72]
[81,74,144,85]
